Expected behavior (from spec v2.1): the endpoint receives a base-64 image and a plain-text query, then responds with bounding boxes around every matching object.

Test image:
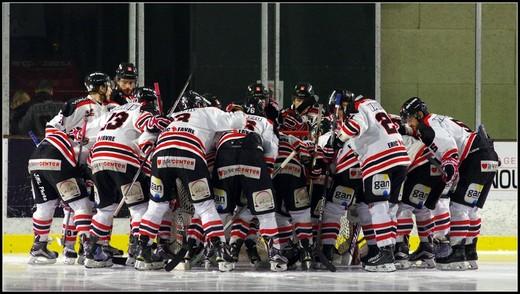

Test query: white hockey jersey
[421,113,476,165]
[402,135,431,173]
[44,95,110,167]
[215,113,279,170]
[89,102,170,173]
[337,97,411,179]
[151,107,247,163]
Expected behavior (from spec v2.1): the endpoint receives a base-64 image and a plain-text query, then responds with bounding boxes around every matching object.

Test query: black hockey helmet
[84,72,112,93]
[247,82,270,100]
[115,62,138,81]
[176,90,211,112]
[135,87,159,114]
[203,93,222,109]
[400,96,429,121]
[292,82,319,113]
[328,89,356,115]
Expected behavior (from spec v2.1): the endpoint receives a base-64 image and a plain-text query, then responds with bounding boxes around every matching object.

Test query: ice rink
[2,253,517,292]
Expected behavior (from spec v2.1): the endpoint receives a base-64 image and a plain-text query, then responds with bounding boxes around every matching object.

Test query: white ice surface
[2,255,517,292]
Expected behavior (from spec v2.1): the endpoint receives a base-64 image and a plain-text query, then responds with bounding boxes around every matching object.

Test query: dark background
[8,3,375,216]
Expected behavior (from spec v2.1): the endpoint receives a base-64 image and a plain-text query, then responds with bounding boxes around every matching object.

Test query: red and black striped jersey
[337,97,411,179]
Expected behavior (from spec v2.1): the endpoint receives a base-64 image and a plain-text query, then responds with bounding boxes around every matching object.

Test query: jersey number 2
[375,112,398,134]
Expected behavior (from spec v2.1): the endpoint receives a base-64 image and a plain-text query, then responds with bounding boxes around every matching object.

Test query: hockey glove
[138,141,154,162]
[69,127,89,145]
[441,160,459,186]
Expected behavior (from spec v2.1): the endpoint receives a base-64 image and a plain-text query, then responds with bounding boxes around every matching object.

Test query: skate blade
[84,259,113,268]
[410,259,436,269]
[363,263,396,272]
[125,257,136,266]
[218,261,235,272]
[436,261,467,271]
[28,256,57,265]
[134,260,162,271]
[63,257,76,265]
[77,256,85,265]
[174,261,191,271]
[270,262,288,272]
[394,260,411,270]
[466,260,478,270]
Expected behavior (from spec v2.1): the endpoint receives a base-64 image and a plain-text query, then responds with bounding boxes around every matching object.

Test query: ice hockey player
[27,72,113,265]
[134,90,248,272]
[211,82,289,272]
[387,114,446,269]
[400,97,499,270]
[279,83,320,135]
[106,62,138,110]
[84,87,171,268]
[335,91,411,272]
[314,90,363,267]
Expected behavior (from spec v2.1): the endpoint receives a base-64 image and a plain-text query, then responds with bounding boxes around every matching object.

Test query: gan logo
[464,183,483,206]
[150,176,164,201]
[481,160,499,172]
[332,186,355,208]
[252,189,275,212]
[372,174,391,197]
[409,184,431,207]
[213,188,227,212]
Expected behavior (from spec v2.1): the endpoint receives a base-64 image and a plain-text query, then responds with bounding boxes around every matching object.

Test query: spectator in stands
[19,80,64,138]
[10,90,32,135]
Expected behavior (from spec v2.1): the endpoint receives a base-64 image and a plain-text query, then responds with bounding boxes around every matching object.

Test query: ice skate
[465,238,478,270]
[134,236,164,271]
[435,242,467,271]
[63,245,78,265]
[125,234,138,266]
[299,239,313,271]
[28,236,58,265]
[394,237,411,270]
[84,236,113,268]
[363,245,396,272]
[409,238,435,269]
[208,238,234,272]
[266,238,288,272]
[245,239,262,268]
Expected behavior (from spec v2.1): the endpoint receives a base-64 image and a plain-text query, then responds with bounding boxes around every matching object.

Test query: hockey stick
[113,150,151,217]
[154,82,164,115]
[344,223,361,266]
[312,99,339,272]
[167,73,193,117]
[271,149,298,178]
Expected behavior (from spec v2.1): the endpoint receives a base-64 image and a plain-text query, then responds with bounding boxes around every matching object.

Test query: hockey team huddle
[27,62,500,273]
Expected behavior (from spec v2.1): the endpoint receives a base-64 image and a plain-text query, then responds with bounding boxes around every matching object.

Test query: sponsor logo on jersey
[349,168,362,179]
[372,174,391,197]
[157,156,196,170]
[464,183,483,206]
[56,178,81,201]
[481,160,499,172]
[217,165,261,180]
[252,189,275,212]
[150,176,164,201]
[188,178,211,201]
[332,185,355,208]
[293,186,310,208]
[28,159,62,172]
[409,184,431,207]
[280,163,301,177]
[430,165,442,176]
[213,188,227,212]
[91,160,127,174]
